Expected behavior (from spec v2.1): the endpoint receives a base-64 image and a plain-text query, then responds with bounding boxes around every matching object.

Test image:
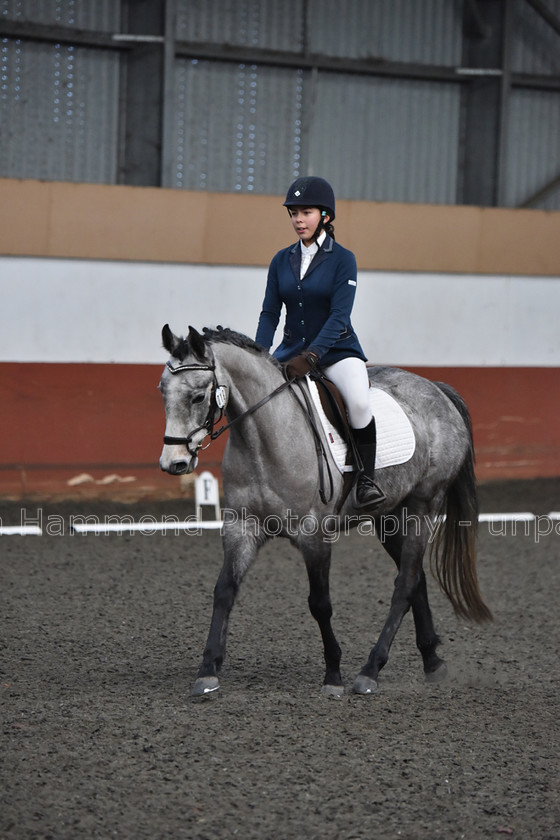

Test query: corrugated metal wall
[171,61,462,202]
[505,0,560,208]
[171,0,464,201]
[307,0,462,64]
[175,0,303,51]
[1,0,559,208]
[176,0,462,64]
[0,0,120,183]
[173,59,305,193]
[511,0,560,74]
[0,0,118,30]
[308,76,460,203]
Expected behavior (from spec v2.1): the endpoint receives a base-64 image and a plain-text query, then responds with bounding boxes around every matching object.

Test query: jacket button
[299,302,303,307]
[300,320,304,325]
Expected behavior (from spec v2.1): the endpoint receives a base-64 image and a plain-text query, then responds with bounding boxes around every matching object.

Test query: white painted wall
[2,256,559,366]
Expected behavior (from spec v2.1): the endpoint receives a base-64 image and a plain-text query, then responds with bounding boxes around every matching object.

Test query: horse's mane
[202,326,265,353]
[171,325,280,367]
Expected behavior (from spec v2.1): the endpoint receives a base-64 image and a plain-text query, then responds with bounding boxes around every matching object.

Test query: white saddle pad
[308,380,416,473]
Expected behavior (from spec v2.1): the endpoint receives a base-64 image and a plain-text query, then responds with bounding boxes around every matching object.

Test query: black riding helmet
[283,176,336,221]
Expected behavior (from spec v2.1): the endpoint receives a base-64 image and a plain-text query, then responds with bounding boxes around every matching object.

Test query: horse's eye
[192,394,205,405]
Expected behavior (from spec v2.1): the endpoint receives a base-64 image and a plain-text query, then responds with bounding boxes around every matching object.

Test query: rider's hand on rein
[286,351,319,379]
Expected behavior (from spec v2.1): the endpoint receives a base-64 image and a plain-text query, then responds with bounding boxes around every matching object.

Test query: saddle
[286,367,415,507]
[290,370,361,508]
[309,372,359,464]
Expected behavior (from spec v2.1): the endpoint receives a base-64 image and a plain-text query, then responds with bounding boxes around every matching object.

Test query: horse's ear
[188,326,207,361]
[162,324,180,355]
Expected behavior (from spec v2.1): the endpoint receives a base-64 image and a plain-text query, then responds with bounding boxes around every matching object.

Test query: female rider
[255,175,385,507]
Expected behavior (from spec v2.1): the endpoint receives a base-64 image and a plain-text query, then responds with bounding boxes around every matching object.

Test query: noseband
[162,359,228,457]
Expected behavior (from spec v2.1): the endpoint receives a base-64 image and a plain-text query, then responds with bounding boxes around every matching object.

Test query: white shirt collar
[300,230,327,255]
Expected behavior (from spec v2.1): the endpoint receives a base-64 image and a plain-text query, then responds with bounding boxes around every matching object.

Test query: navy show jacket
[255,234,367,367]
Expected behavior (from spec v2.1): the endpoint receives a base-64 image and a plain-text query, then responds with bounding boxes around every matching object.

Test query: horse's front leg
[193,528,260,696]
[300,537,343,698]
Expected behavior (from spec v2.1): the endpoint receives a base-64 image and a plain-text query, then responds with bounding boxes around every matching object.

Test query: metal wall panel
[0,1,120,183]
[511,0,560,75]
[506,0,560,209]
[172,0,463,202]
[175,0,463,65]
[2,0,558,209]
[175,0,304,51]
[309,73,460,203]
[0,0,119,30]
[172,58,305,193]
[308,0,463,65]
[504,89,560,209]
[0,37,120,183]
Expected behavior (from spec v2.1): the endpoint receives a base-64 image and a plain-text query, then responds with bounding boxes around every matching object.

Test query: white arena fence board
[2,513,560,537]
[1,256,559,367]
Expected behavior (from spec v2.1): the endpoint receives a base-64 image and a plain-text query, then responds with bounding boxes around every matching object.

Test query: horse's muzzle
[159,449,198,475]
[163,459,191,476]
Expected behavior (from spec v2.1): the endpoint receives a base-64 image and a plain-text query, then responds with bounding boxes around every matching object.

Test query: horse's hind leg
[354,505,442,694]
[193,529,260,696]
[300,538,343,697]
[411,569,447,682]
[381,522,445,679]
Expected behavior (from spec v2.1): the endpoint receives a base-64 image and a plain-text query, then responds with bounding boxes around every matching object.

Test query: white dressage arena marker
[195,470,222,523]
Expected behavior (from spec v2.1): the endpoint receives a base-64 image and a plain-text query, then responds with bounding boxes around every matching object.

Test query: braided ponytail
[323,220,335,240]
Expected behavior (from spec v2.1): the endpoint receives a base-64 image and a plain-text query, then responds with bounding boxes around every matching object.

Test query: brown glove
[286,351,319,378]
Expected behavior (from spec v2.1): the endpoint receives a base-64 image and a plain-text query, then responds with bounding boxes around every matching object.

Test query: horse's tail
[430,382,493,624]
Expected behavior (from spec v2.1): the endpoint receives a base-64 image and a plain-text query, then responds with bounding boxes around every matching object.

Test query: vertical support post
[161,0,177,188]
[458,0,509,206]
[496,0,513,206]
[118,0,165,186]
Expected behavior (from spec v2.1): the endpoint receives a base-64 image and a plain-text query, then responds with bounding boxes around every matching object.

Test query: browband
[166,361,215,374]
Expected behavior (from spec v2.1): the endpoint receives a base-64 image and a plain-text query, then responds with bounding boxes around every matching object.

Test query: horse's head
[159,324,225,475]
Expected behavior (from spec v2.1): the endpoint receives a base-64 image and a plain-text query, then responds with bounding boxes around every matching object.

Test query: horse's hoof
[352,675,379,695]
[322,684,344,699]
[425,661,448,684]
[192,676,220,697]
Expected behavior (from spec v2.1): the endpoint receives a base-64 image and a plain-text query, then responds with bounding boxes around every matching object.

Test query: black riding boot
[353,418,386,508]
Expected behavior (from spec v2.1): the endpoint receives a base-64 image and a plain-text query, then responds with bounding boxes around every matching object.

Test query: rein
[291,377,334,504]
[163,356,334,504]
[207,378,295,442]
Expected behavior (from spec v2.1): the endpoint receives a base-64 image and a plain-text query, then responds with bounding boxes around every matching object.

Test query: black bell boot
[353,418,386,508]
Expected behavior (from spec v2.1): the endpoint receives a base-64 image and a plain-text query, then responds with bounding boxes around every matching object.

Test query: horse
[159,324,492,698]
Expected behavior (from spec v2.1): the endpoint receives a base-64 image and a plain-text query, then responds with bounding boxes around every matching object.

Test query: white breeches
[322,357,373,429]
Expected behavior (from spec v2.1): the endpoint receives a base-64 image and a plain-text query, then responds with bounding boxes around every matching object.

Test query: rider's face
[288,206,329,246]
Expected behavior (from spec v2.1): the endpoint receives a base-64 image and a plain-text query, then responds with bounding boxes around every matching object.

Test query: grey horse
[159,325,492,697]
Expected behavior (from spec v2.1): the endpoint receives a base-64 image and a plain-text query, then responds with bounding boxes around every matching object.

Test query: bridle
[162,356,294,458]
[162,358,228,457]
[162,355,334,504]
